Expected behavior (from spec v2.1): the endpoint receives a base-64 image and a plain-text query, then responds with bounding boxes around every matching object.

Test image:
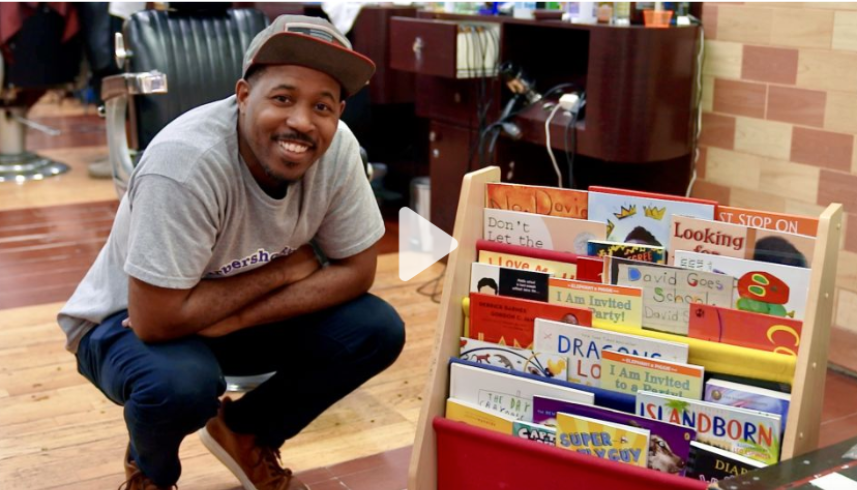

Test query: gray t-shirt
[58,95,384,353]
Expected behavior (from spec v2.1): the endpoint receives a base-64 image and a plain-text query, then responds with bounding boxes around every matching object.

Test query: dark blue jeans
[75,294,405,487]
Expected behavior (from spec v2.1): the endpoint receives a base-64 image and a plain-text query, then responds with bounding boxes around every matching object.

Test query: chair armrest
[101,71,168,198]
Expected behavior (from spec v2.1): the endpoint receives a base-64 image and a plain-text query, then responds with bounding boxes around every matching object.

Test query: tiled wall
[695,3,857,371]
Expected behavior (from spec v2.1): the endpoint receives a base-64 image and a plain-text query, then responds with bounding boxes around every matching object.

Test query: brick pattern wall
[695,2,857,370]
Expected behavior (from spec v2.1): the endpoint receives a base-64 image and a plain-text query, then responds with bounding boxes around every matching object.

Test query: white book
[533,318,688,387]
[449,362,594,422]
[483,208,606,255]
[460,337,569,380]
[673,250,811,321]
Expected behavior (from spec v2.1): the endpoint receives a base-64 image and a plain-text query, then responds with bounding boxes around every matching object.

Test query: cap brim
[249,32,375,97]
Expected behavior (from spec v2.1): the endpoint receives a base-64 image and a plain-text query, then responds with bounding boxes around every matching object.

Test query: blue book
[704,378,791,435]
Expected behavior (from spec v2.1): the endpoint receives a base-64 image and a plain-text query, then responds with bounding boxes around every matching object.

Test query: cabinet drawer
[390,18,459,78]
[390,17,500,79]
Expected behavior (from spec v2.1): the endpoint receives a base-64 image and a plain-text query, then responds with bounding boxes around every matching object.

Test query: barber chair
[0,4,83,183]
[101,6,269,197]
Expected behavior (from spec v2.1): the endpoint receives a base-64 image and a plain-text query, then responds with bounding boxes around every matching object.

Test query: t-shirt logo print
[207,246,295,277]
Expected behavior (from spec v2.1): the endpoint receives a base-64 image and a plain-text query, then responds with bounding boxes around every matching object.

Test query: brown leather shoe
[199,398,309,490]
[120,445,176,490]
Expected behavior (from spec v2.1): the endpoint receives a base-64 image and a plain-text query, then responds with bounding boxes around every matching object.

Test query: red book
[475,239,603,282]
[469,293,593,349]
[687,303,803,356]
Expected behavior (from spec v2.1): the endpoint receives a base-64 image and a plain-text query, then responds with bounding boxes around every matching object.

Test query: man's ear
[236,79,251,109]
[338,100,346,117]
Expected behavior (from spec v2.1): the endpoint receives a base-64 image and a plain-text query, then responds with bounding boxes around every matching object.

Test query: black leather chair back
[125,8,268,149]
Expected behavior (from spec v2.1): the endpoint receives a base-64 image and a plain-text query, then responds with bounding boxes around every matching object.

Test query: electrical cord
[563,93,585,189]
[544,103,564,188]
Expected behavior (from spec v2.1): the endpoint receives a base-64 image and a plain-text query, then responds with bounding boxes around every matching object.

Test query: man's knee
[128,362,224,427]
[358,295,406,367]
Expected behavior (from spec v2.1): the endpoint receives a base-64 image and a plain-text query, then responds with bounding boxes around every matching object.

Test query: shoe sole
[198,426,258,490]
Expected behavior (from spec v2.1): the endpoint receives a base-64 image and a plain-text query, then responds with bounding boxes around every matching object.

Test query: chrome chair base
[0,152,70,183]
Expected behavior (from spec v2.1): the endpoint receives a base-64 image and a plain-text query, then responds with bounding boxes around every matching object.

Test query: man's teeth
[280,141,309,154]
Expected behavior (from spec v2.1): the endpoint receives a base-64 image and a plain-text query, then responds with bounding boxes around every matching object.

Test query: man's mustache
[272,131,316,147]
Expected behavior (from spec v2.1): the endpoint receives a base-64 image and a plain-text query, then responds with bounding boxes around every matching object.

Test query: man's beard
[259,157,297,187]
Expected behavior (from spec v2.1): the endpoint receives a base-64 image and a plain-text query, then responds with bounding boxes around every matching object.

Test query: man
[58,15,405,490]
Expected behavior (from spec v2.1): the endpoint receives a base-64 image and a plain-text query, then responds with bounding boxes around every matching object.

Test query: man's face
[236,65,345,190]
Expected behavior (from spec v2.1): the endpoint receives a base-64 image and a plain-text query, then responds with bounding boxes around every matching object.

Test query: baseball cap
[242,15,376,97]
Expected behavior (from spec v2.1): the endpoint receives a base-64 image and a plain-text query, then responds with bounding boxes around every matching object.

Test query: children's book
[548,277,644,329]
[470,262,551,302]
[587,240,666,264]
[469,293,593,349]
[717,205,818,237]
[460,337,569,380]
[674,251,811,321]
[483,208,607,255]
[446,397,516,435]
[532,318,688,387]
[637,391,783,465]
[486,182,589,219]
[605,256,735,335]
[512,420,557,446]
[555,412,650,468]
[602,350,704,399]
[477,240,579,280]
[705,378,791,436]
[686,441,767,484]
[532,395,696,475]
[669,215,815,268]
[688,303,803,356]
[587,189,715,253]
[577,256,605,283]
[449,360,594,422]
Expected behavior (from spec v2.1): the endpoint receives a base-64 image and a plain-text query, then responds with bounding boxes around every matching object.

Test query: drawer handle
[413,36,424,64]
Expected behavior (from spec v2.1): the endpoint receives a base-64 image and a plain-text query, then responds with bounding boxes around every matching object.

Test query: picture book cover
[486,182,589,219]
[555,412,650,468]
[674,251,811,321]
[601,350,704,399]
[717,205,818,237]
[605,257,735,335]
[669,215,815,268]
[460,337,569,380]
[449,361,595,421]
[705,378,791,436]
[586,240,666,264]
[589,186,718,208]
[548,277,644,328]
[446,397,516,435]
[469,292,594,349]
[532,318,688,387]
[686,441,767,484]
[688,303,803,356]
[587,190,715,253]
[483,208,607,255]
[637,391,783,465]
[470,262,551,302]
[478,250,578,280]
[512,420,557,446]
[532,395,696,475]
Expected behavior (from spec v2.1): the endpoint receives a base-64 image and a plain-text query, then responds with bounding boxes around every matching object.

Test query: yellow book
[548,278,643,329]
[555,412,649,468]
[445,397,515,435]
[594,323,796,385]
[600,350,704,399]
[478,250,578,280]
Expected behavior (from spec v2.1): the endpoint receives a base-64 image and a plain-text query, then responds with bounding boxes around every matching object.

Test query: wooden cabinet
[390,12,701,230]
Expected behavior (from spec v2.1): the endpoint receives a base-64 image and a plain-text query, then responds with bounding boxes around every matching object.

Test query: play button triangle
[398,207,458,281]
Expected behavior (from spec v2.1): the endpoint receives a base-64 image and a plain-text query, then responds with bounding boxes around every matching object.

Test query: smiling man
[57,16,405,490]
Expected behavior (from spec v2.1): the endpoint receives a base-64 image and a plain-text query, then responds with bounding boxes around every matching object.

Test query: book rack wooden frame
[408,166,843,489]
